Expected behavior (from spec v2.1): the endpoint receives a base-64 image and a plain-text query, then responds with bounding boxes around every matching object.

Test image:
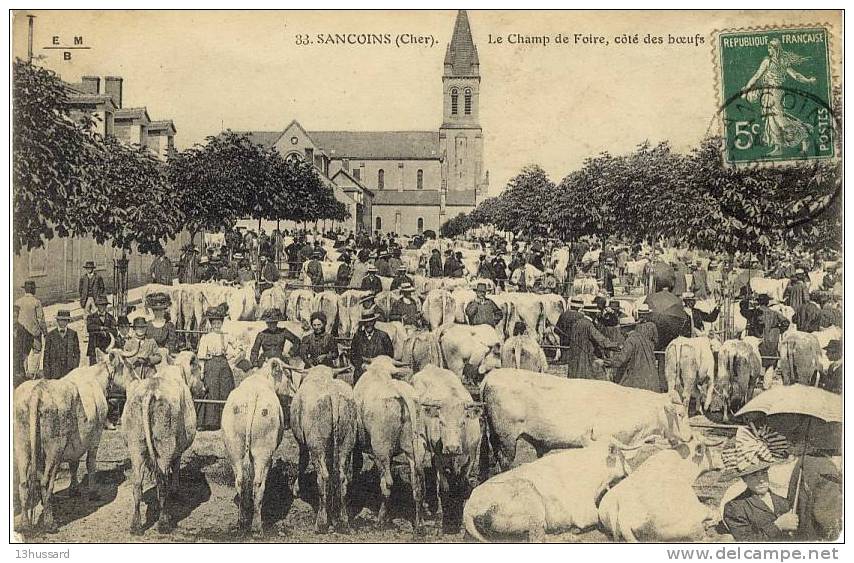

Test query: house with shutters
[241,10,488,236]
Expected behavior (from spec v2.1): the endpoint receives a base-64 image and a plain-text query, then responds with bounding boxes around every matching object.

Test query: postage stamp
[716,26,835,166]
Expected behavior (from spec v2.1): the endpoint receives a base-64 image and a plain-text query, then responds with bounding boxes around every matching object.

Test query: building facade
[242,10,488,236]
[13,74,180,305]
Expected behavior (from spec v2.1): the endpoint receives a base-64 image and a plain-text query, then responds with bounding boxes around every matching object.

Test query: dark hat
[94,295,109,306]
[261,309,282,323]
[117,316,130,327]
[476,282,488,291]
[757,294,770,306]
[56,310,72,320]
[132,317,148,329]
[205,305,228,320]
[359,310,379,323]
[83,260,96,269]
[146,292,171,310]
[23,280,37,292]
[722,425,789,479]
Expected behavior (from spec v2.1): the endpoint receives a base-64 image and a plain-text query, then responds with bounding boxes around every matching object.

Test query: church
[242,10,488,236]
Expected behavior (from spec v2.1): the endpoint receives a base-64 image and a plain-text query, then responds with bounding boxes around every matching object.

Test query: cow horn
[419,400,441,409]
[105,332,115,352]
[391,359,411,368]
[611,434,661,451]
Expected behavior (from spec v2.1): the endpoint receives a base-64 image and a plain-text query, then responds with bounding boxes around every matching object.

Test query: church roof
[444,10,479,77]
[446,189,477,206]
[308,131,440,160]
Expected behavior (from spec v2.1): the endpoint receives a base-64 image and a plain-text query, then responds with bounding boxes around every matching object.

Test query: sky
[12,10,841,196]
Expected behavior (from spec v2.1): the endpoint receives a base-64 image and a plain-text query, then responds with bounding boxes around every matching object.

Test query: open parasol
[645,290,689,349]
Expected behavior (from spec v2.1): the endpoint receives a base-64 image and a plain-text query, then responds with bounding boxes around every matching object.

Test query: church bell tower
[439,10,486,202]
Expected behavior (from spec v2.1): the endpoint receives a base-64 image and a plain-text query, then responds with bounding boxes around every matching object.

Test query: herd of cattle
[12,237,842,542]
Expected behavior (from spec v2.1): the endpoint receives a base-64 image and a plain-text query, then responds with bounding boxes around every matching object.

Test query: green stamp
[717,26,834,166]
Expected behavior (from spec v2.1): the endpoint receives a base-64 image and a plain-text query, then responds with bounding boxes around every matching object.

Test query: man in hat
[350,250,371,288]
[301,311,339,368]
[606,319,663,392]
[178,244,200,284]
[197,256,216,282]
[783,269,810,311]
[306,249,325,290]
[250,310,302,367]
[491,253,508,290]
[115,315,131,349]
[121,318,163,380]
[86,295,116,366]
[387,248,403,275]
[428,248,443,278]
[466,283,503,328]
[375,251,392,278]
[258,254,280,294]
[14,280,48,383]
[390,265,414,291]
[389,283,421,326]
[359,293,387,322]
[793,291,822,333]
[477,253,494,280]
[149,247,174,286]
[741,293,789,375]
[350,310,393,383]
[722,426,797,541]
[79,260,107,314]
[565,302,619,380]
[335,251,352,292]
[43,310,81,380]
[510,256,529,291]
[602,258,617,296]
[682,292,720,336]
[442,249,457,278]
[312,240,327,261]
[361,264,383,296]
[598,299,625,346]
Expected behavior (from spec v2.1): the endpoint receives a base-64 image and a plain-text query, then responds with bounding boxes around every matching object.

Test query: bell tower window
[451,88,458,116]
[378,169,385,190]
[464,88,472,115]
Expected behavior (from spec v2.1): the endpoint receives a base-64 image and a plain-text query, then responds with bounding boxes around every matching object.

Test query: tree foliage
[440,212,474,238]
[12,60,101,253]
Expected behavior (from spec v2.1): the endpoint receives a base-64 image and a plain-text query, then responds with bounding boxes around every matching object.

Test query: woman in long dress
[741,38,818,156]
[196,306,236,430]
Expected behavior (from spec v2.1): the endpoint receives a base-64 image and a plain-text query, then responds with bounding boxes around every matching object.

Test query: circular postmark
[704,85,841,234]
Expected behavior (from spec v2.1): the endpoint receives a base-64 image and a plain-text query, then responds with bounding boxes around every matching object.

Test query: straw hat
[722,425,789,479]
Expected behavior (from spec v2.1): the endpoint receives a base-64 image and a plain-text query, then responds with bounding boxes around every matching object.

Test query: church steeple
[444,10,480,78]
[439,10,486,206]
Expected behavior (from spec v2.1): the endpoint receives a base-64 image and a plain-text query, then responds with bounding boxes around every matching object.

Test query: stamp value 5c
[716,26,834,166]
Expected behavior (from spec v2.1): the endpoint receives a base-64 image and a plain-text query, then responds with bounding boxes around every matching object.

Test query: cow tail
[400,392,421,495]
[141,391,158,474]
[784,339,796,385]
[514,340,522,370]
[329,393,341,504]
[462,500,490,543]
[27,388,41,512]
[429,333,443,369]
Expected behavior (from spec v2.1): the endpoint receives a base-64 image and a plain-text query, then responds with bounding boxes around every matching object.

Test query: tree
[478,165,554,235]
[440,212,473,238]
[12,59,101,253]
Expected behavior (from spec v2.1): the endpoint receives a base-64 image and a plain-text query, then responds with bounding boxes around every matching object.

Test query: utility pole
[27,15,36,63]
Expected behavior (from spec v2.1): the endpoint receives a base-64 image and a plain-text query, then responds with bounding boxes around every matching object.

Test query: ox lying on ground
[598,438,725,542]
[353,356,428,534]
[14,345,128,532]
[411,365,483,532]
[122,351,205,534]
[480,370,693,470]
[221,358,292,535]
[463,434,635,542]
[290,364,358,533]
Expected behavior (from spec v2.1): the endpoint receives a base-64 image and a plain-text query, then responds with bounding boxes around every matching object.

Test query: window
[376,217,382,231]
[378,169,385,190]
[285,152,302,164]
[417,217,424,233]
[417,169,423,189]
[451,88,458,115]
[464,88,472,115]
[305,148,314,162]
[28,245,47,277]
[353,168,360,180]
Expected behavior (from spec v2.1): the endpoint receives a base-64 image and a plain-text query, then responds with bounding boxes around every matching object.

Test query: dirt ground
[13,408,739,544]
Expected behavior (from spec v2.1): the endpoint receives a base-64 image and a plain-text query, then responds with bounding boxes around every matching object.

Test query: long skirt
[197,355,235,430]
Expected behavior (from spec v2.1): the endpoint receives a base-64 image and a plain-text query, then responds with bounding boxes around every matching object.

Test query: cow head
[420,398,483,473]
[592,440,634,504]
[477,343,503,376]
[174,351,206,399]
[673,436,727,476]
[659,399,694,444]
[265,358,302,398]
